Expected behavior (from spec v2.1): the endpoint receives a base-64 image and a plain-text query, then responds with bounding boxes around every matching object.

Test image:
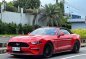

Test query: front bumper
[7,43,44,55]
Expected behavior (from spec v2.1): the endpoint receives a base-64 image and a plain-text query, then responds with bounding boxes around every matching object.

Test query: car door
[54,35,62,52]
[52,29,62,52]
[59,29,72,51]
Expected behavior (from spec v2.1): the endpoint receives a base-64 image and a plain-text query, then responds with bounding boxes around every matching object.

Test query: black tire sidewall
[72,41,80,53]
[43,43,53,58]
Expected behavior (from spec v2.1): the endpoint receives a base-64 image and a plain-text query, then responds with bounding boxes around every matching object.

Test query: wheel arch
[72,35,81,43]
[43,40,54,52]
[72,39,81,49]
[71,39,81,53]
[75,39,80,45]
[46,41,54,48]
[72,35,81,46]
[42,40,54,57]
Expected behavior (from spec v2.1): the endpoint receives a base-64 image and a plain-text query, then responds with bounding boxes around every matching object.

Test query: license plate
[12,47,20,51]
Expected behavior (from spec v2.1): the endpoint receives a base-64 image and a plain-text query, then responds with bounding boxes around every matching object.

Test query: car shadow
[8,55,48,59]
[51,51,81,58]
[8,52,81,59]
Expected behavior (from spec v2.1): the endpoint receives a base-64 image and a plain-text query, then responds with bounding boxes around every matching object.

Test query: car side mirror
[60,32,64,36]
[27,32,30,35]
[58,32,64,37]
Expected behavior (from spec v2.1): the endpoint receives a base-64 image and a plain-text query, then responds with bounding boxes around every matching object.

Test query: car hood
[9,35,55,42]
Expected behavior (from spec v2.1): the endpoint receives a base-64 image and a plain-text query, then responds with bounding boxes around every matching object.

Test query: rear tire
[43,43,53,58]
[71,40,80,53]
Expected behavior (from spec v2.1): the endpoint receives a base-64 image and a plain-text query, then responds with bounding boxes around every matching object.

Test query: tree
[0,2,2,8]
[38,2,67,27]
[6,2,17,12]
[59,1,64,16]
[14,0,40,9]
[56,0,58,4]
[0,2,2,12]
[38,4,63,27]
[13,0,40,30]
[26,8,40,29]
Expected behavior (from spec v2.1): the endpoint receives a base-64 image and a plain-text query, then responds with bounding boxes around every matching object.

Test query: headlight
[31,41,42,44]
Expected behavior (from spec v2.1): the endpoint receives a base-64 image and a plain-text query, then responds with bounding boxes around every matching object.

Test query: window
[60,29,70,35]
[31,28,57,35]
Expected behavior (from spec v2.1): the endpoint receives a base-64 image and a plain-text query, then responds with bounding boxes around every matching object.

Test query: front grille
[8,42,29,47]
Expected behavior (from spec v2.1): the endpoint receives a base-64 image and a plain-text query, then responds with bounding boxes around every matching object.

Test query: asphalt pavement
[0,37,86,59]
[0,47,85,59]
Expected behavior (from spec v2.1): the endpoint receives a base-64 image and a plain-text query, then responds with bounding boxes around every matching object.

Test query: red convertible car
[7,27,81,58]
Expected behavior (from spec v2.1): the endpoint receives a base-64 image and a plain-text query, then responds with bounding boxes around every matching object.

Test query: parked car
[7,27,81,58]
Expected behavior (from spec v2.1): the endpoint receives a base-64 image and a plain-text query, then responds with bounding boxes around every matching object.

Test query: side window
[60,29,70,35]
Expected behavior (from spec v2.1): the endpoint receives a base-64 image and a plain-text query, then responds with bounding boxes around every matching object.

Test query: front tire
[43,43,53,58]
[72,40,80,53]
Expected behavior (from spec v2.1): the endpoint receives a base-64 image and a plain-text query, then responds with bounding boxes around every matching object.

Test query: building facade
[68,18,86,29]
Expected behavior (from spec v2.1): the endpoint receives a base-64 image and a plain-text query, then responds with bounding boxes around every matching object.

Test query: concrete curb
[0,43,7,54]
[81,43,86,47]
[0,43,7,47]
[0,36,13,38]
[0,48,7,54]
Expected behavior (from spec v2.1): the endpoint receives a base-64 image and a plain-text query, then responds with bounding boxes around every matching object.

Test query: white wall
[0,11,34,25]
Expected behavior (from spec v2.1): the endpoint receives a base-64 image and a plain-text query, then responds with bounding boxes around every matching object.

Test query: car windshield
[30,28,57,35]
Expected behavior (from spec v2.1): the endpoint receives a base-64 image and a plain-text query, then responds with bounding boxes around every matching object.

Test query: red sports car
[7,27,81,58]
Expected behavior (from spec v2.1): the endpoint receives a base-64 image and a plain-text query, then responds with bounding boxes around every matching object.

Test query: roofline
[68,18,85,23]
